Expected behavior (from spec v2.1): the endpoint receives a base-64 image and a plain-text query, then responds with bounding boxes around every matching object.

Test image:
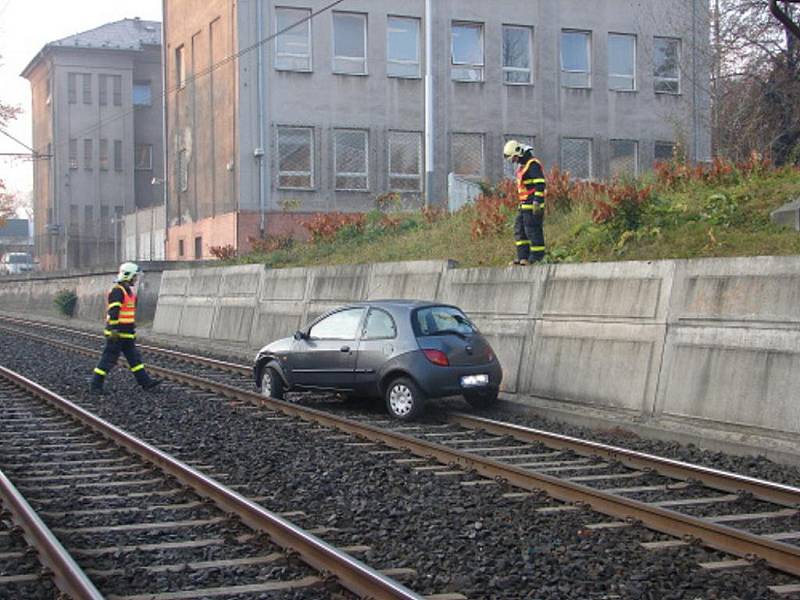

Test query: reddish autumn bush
[420,205,444,224]
[247,235,293,254]
[470,180,517,240]
[300,212,366,243]
[209,244,237,260]
[591,182,654,235]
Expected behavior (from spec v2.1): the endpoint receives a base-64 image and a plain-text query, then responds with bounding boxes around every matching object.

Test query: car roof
[346,299,443,309]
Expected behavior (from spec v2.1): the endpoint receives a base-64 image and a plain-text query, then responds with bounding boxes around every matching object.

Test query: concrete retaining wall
[149,257,800,459]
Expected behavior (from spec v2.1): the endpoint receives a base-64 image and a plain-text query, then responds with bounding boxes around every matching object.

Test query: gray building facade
[22,18,163,270]
[165,0,710,258]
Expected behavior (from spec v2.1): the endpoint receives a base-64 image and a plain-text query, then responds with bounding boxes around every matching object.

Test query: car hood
[257,337,293,356]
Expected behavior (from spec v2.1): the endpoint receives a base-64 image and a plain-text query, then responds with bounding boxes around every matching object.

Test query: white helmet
[116,262,140,283]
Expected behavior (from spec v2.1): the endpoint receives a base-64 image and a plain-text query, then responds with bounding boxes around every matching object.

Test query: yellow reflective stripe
[118,333,136,339]
[531,246,546,251]
[522,179,538,184]
[104,329,114,336]
[130,364,145,373]
[94,368,107,376]
[107,319,120,325]
[519,204,535,209]
[531,178,546,184]
[534,191,545,197]
[515,240,531,246]
[107,302,122,309]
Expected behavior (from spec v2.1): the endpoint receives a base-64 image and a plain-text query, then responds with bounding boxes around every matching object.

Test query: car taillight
[487,348,494,362]
[423,349,450,366]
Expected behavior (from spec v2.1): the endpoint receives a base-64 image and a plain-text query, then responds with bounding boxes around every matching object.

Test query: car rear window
[8,254,31,264]
[413,306,477,337]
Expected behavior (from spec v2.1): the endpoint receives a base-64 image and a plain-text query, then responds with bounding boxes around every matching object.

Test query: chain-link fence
[388,131,422,191]
[334,129,368,190]
[277,126,313,189]
[451,133,484,178]
[610,140,638,178]
[561,138,592,180]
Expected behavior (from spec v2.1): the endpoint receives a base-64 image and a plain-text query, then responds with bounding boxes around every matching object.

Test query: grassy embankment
[228,158,800,269]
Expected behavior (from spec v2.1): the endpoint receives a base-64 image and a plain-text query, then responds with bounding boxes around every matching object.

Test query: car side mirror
[294,330,306,341]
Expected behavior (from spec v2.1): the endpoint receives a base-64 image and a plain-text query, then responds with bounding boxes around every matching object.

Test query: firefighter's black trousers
[514,209,545,262]
[91,338,153,389]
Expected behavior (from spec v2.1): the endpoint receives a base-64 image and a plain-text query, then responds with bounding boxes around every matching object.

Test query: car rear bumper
[398,352,502,398]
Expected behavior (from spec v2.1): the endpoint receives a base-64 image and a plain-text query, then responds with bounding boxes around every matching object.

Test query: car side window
[308,308,365,340]
[363,309,397,340]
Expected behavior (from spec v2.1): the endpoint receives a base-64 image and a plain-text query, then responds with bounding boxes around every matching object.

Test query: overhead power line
[36,0,348,156]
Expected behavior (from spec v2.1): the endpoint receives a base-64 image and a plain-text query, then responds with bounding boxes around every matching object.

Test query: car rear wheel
[464,390,498,410]
[385,377,425,420]
[261,367,285,400]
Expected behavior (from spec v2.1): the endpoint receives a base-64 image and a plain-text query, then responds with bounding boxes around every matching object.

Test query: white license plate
[461,374,489,387]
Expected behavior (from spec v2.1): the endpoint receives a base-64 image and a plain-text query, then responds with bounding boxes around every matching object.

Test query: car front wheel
[261,367,285,400]
[385,377,425,420]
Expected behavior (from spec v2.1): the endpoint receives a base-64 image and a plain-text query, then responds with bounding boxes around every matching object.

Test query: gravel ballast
[1,329,799,599]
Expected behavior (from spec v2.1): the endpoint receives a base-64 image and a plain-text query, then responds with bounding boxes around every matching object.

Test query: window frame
[654,36,681,95]
[99,139,109,171]
[560,29,592,89]
[387,15,421,79]
[608,32,637,92]
[275,6,313,72]
[135,144,153,171]
[609,139,639,178]
[560,137,593,181]
[82,73,92,104]
[333,128,370,192]
[388,130,423,193]
[113,140,123,172]
[133,80,152,106]
[332,11,368,75]
[450,132,485,179]
[502,24,533,85]
[68,73,77,104]
[362,308,398,340]
[654,141,676,163]
[308,307,367,341]
[112,75,122,106]
[98,74,108,106]
[68,138,78,170]
[276,125,315,190]
[83,138,93,171]
[451,21,485,82]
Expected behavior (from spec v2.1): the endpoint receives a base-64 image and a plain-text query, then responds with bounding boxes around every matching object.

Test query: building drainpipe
[256,0,267,238]
[161,0,170,260]
[424,0,434,209]
[691,0,699,162]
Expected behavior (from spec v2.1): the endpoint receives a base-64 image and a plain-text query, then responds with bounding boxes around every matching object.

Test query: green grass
[231,166,800,269]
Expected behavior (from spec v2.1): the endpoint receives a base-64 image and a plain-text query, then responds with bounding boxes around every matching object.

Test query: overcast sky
[0,0,162,200]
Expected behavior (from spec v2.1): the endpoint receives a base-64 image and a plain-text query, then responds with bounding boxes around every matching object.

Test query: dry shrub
[209,244,237,260]
[300,212,367,243]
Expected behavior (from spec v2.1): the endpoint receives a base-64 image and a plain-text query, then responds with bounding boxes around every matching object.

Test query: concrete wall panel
[251,302,304,346]
[260,268,309,302]
[212,297,256,342]
[177,297,216,338]
[159,270,191,297]
[152,298,184,336]
[186,268,223,297]
[220,264,263,296]
[471,317,532,393]
[367,261,453,301]
[439,267,547,317]
[308,265,371,302]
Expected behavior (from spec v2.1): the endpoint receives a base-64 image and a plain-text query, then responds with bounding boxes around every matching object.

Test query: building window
[194,236,202,259]
[135,144,153,170]
[388,130,422,192]
[83,139,93,170]
[99,139,109,171]
[178,239,185,257]
[503,135,535,180]
[387,16,420,78]
[99,75,108,105]
[334,129,369,191]
[112,75,122,106]
[68,73,77,104]
[178,148,189,191]
[333,12,367,75]
[503,25,533,84]
[82,73,92,104]
[101,206,109,237]
[133,81,152,106]
[68,139,78,170]
[451,22,484,81]
[176,45,186,88]
[276,126,313,189]
[561,30,591,88]
[84,206,94,234]
[114,140,123,172]
[609,33,636,91]
[654,37,680,94]
[451,133,484,178]
[275,7,312,71]
[69,204,79,226]
[561,138,592,180]
[610,139,638,178]
[654,141,676,163]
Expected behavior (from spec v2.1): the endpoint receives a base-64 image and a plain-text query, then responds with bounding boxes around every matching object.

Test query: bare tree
[0,54,22,226]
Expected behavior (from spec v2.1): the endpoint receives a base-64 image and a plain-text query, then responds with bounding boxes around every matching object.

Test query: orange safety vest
[109,284,136,325]
[516,158,540,202]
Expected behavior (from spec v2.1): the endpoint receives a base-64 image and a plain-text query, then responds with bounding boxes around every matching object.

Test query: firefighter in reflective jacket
[90,262,160,394]
[503,140,547,265]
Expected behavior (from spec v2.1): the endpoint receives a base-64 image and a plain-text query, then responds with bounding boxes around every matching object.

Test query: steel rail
[5,324,800,577]
[0,365,424,600]
[0,469,104,600]
[447,413,800,508]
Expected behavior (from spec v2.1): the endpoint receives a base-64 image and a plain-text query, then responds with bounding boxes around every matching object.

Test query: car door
[289,307,366,390]
[354,308,398,395]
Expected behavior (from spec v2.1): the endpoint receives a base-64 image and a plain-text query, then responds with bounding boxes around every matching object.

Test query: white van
[0,253,34,274]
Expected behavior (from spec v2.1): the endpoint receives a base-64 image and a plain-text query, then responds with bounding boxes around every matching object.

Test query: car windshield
[413,306,477,337]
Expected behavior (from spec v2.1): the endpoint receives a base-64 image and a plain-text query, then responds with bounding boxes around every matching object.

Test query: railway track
[0,364,427,600]
[1,315,800,595]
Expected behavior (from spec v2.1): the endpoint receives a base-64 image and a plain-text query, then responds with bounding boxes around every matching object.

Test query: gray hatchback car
[253,300,502,420]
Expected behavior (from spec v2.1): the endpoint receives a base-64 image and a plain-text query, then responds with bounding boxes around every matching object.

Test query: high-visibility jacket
[516,156,546,210]
[104,282,137,339]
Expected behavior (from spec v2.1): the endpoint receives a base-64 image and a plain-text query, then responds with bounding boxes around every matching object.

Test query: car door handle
[340,345,351,353]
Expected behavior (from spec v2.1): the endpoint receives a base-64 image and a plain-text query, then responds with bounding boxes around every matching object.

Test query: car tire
[464,390,498,410]
[385,377,425,420]
[261,366,285,400]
